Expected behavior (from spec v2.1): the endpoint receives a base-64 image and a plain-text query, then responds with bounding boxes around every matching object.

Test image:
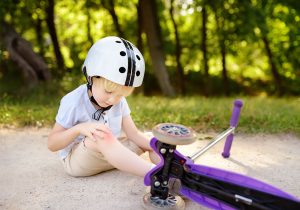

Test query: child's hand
[93,129,114,142]
[76,122,112,142]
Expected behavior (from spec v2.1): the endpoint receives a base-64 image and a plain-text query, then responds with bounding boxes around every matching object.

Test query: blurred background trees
[0,0,299,97]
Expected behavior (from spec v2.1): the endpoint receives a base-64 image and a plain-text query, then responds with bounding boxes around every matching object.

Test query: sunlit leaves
[1,0,300,95]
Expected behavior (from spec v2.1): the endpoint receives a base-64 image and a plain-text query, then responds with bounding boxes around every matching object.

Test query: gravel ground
[0,128,299,210]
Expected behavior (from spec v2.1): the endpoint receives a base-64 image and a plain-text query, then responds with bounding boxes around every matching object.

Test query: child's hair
[93,77,134,97]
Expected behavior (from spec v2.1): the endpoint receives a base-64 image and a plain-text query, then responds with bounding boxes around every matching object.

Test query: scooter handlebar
[230,100,243,127]
[222,99,243,158]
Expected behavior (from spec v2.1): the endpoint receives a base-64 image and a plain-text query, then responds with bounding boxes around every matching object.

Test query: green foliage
[1,0,300,95]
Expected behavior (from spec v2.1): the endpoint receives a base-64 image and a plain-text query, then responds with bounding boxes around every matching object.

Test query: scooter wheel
[143,193,185,210]
[152,123,196,145]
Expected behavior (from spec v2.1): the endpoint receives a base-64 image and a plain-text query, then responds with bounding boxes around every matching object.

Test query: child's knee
[91,135,119,154]
[102,132,116,142]
[87,132,116,144]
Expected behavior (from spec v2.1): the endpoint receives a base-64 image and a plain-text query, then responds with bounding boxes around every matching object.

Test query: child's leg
[118,135,145,156]
[149,150,161,164]
[62,141,114,177]
[84,136,153,177]
[118,134,160,164]
[128,131,161,164]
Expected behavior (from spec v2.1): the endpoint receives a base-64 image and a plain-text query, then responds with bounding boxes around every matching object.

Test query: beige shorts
[62,136,144,177]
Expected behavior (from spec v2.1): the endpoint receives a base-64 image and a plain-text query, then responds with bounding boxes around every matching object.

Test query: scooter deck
[180,163,300,210]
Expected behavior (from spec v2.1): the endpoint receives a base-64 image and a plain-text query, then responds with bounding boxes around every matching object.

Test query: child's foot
[168,178,188,200]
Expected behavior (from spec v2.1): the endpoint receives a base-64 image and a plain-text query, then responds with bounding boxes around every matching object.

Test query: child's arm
[47,122,111,152]
[122,115,151,150]
[122,115,160,164]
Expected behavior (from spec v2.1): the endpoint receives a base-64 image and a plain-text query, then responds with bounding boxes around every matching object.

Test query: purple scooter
[143,100,300,210]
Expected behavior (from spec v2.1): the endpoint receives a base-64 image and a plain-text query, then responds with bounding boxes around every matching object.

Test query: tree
[211,0,230,95]
[136,2,144,52]
[168,0,185,94]
[1,22,51,89]
[201,5,210,96]
[85,0,94,45]
[139,0,175,96]
[252,1,285,95]
[45,0,65,73]
[100,0,124,37]
[1,0,300,95]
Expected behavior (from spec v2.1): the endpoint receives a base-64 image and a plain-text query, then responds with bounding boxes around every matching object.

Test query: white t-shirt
[55,84,131,159]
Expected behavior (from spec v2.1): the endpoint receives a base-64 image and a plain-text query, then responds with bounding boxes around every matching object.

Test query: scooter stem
[190,99,243,161]
[190,127,235,161]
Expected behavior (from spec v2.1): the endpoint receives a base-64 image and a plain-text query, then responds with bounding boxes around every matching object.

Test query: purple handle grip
[229,100,243,127]
[222,100,243,158]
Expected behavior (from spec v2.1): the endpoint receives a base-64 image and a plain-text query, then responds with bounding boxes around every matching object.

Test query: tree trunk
[134,2,145,95]
[214,6,229,96]
[45,0,64,73]
[86,7,94,45]
[136,2,144,53]
[262,35,284,95]
[201,6,210,96]
[1,22,51,89]
[101,0,124,38]
[220,40,229,96]
[139,0,175,96]
[35,17,44,57]
[169,0,185,94]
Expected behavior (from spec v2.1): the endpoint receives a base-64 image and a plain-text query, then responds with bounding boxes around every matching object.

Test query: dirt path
[0,128,299,210]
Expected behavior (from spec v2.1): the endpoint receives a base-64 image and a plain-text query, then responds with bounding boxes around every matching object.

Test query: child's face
[92,80,124,108]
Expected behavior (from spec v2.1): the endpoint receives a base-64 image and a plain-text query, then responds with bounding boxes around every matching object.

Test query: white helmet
[83,36,145,87]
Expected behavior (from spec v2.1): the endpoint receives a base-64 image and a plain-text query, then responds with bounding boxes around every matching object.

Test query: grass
[0,93,60,128]
[0,93,299,136]
[127,96,300,135]
[0,90,300,135]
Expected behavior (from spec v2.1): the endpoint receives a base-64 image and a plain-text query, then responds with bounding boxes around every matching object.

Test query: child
[48,36,159,177]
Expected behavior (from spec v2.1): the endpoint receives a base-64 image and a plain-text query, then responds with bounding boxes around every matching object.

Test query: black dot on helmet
[120,51,126,56]
[119,67,126,73]
[136,71,140,76]
[136,55,140,60]
[116,41,121,43]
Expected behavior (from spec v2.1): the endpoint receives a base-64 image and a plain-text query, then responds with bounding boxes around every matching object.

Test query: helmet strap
[83,66,93,90]
[84,68,113,119]
[92,105,113,121]
[88,88,113,121]
[86,77,92,90]
[89,95,100,107]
